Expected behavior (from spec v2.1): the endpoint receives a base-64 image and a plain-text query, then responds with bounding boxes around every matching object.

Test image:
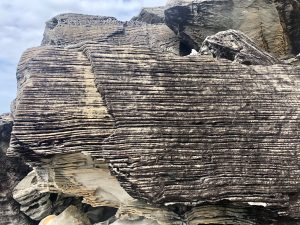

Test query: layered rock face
[41,13,179,55]
[3,0,300,224]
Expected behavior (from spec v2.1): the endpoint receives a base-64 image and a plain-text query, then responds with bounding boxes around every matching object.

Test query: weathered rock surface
[12,169,84,221]
[131,7,165,24]
[42,13,123,46]
[200,29,282,65]
[5,1,300,225]
[13,171,52,220]
[0,114,33,225]
[42,13,179,55]
[165,0,288,56]
[9,37,300,224]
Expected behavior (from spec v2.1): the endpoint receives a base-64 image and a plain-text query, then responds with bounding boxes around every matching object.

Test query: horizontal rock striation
[42,13,179,55]
[88,44,300,210]
[9,46,115,161]
[6,3,300,225]
[10,37,300,224]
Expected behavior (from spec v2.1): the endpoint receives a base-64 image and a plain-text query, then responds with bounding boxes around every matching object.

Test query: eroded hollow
[82,204,118,224]
[179,41,192,56]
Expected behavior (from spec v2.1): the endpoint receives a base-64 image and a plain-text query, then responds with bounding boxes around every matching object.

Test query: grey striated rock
[165,0,288,56]
[131,7,165,24]
[42,13,179,55]
[7,3,300,225]
[42,13,123,46]
[0,113,33,225]
[200,29,282,65]
[9,38,300,224]
[13,171,55,221]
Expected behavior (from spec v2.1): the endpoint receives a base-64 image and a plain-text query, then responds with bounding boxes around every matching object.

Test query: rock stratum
[2,0,300,224]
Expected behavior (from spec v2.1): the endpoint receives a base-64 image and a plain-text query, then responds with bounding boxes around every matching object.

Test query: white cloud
[0,0,166,113]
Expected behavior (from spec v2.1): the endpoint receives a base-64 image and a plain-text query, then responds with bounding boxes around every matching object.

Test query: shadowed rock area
[164,0,288,56]
[2,0,300,224]
[0,114,33,225]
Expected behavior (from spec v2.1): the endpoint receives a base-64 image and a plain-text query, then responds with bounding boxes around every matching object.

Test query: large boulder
[7,2,300,225]
[9,36,300,224]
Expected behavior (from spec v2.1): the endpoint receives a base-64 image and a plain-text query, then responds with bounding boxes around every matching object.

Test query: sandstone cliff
[2,0,300,225]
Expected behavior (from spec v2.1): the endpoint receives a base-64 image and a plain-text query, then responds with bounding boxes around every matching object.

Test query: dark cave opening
[179,41,192,56]
[82,204,118,224]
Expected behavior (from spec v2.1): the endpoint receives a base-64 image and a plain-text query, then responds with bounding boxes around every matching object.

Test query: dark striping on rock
[9,46,116,161]
[88,44,300,210]
[5,2,300,224]
[9,40,300,220]
[41,13,180,55]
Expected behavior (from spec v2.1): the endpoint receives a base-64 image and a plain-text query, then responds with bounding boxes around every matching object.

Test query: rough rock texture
[0,114,33,225]
[200,29,282,65]
[42,13,179,55]
[274,0,300,54]
[131,7,165,24]
[165,0,288,56]
[6,2,300,225]
[10,30,300,225]
[42,14,123,46]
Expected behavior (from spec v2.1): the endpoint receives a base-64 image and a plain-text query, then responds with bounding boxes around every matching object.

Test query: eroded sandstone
[3,1,300,225]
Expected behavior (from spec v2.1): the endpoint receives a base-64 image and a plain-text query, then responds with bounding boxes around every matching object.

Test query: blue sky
[0,0,166,113]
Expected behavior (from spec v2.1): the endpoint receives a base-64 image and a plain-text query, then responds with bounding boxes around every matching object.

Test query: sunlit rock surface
[3,1,300,224]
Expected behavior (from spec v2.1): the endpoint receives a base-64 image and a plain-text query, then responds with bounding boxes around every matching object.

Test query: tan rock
[38,206,91,225]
